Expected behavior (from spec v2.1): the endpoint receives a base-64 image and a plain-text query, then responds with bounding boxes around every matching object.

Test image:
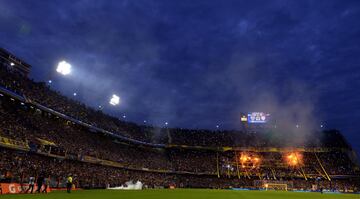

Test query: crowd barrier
[0,183,51,194]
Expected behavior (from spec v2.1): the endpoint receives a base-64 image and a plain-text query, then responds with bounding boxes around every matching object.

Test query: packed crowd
[0,93,359,188]
[1,93,357,176]
[0,93,220,173]
[0,62,359,191]
[0,147,252,189]
[1,148,358,191]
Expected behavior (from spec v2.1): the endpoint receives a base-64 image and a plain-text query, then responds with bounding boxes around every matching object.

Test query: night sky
[0,0,359,152]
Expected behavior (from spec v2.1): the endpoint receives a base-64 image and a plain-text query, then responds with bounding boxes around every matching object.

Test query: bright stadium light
[109,94,120,106]
[56,61,72,75]
[10,62,15,66]
[73,92,77,96]
[165,122,168,126]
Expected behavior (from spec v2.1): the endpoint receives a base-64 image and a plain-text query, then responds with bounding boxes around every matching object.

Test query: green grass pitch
[0,189,358,199]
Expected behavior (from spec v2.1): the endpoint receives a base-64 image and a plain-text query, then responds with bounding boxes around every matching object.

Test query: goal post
[254,180,293,191]
[264,183,288,191]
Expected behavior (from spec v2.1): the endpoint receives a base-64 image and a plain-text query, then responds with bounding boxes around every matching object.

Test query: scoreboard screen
[247,112,270,124]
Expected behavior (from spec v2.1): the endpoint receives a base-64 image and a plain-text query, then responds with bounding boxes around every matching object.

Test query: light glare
[109,94,120,106]
[56,61,72,75]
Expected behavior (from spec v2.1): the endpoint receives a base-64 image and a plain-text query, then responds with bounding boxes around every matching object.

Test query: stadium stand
[0,52,359,193]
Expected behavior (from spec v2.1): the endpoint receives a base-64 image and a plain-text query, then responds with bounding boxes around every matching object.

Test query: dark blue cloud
[0,0,360,152]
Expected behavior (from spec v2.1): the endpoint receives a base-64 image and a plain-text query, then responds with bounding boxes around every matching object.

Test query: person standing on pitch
[36,174,44,193]
[66,175,73,193]
[26,176,35,193]
[42,175,51,193]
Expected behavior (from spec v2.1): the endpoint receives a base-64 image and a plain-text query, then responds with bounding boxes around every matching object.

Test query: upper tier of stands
[0,64,352,149]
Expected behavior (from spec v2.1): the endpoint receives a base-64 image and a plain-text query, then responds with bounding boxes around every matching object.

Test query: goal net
[264,183,288,191]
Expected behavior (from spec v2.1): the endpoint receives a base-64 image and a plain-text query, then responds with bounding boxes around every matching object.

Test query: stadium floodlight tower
[109,94,120,106]
[56,61,72,75]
